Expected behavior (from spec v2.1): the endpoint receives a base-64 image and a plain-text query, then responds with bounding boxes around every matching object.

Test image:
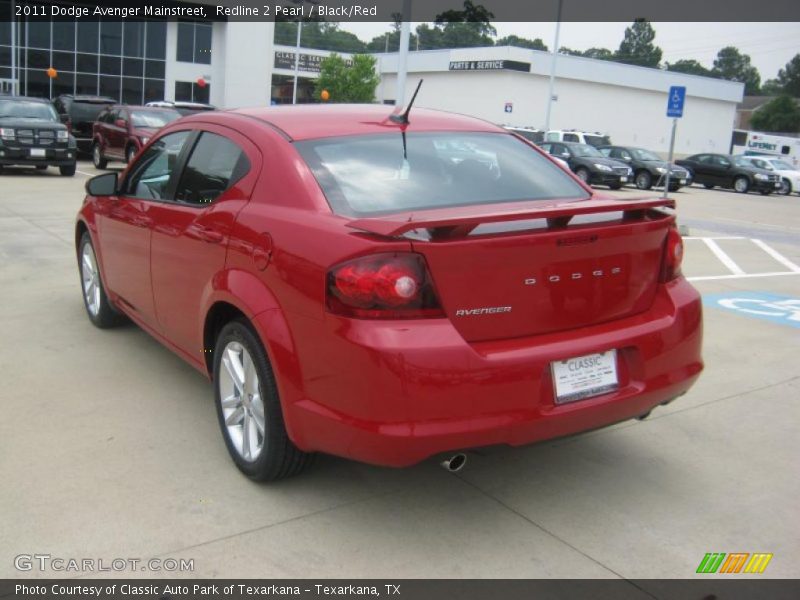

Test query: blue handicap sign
[667,86,686,118]
[703,292,800,329]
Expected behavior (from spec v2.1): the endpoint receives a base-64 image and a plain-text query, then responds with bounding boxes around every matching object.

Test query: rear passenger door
[148,126,260,359]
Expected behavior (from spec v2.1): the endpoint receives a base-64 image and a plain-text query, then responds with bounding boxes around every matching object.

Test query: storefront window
[176,21,212,65]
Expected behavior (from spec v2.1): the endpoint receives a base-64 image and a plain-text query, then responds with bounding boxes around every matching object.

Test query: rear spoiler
[346,197,675,238]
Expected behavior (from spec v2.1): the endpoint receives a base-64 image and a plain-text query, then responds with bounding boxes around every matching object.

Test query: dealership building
[0,16,744,154]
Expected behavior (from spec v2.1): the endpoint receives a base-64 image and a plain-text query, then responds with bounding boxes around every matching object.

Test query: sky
[340,22,800,81]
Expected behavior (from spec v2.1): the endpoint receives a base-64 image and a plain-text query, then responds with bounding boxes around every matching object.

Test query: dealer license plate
[551,350,619,405]
[620,176,628,182]
[29,148,46,157]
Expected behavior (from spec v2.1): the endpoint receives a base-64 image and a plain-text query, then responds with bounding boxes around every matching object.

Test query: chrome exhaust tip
[440,453,467,473]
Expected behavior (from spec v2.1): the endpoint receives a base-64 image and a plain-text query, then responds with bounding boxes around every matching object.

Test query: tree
[713,46,761,95]
[615,19,662,68]
[760,79,783,96]
[414,1,496,50]
[495,35,547,51]
[666,59,714,78]
[274,21,366,53]
[314,53,380,103]
[750,95,800,133]
[775,54,800,97]
[582,47,615,61]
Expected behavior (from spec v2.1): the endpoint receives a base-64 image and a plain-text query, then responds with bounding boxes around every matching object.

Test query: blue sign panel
[667,86,686,118]
[703,292,800,329]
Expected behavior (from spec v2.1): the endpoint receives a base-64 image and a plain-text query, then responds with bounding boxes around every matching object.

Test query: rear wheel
[733,176,750,194]
[92,143,107,169]
[778,178,792,195]
[78,232,125,328]
[60,164,76,177]
[575,167,590,183]
[213,320,313,481]
[634,170,652,190]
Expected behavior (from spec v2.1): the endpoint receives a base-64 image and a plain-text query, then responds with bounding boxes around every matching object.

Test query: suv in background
[539,140,632,189]
[503,126,544,144]
[545,130,611,147]
[52,95,115,156]
[92,105,182,168]
[0,96,77,176]
[145,101,216,116]
[598,145,692,191]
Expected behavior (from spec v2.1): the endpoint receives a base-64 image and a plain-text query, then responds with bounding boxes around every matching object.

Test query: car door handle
[194,226,224,244]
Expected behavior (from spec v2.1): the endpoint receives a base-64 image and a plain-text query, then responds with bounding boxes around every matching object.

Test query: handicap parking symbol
[703,292,800,329]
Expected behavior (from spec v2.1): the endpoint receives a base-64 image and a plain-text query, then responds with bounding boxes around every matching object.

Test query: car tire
[92,143,107,169]
[213,320,314,482]
[703,183,715,189]
[759,189,772,196]
[635,170,652,190]
[126,145,137,164]
[35,165,48,171]
[575,167,590,183]
[78,232,125,329]
[733,176,750,194]
[778,178,792,195]
[60,164,76,177]
[608,183,623,190]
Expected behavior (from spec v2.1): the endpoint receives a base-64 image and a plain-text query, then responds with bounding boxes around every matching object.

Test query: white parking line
[750,239,800,273]
[76,170,95,177]
[701,238,746,276]
[685,236,800,282]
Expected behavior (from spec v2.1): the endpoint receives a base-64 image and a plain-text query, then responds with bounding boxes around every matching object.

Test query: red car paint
[76,105,703,467]
[92,104,181,165]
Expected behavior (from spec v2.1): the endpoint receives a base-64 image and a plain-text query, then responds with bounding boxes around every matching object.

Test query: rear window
[69,101,114,123]
[584,134,610,147]
[296,132,589,217]
[130,109,181,128]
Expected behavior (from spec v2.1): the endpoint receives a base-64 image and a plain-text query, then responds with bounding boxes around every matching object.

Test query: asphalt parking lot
[1,163,798,579]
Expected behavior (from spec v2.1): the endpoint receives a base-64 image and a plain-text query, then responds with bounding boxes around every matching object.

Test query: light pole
[292,20,303,104]
[10,6,17,94]
[395,0,412,107]
[544,0,563,131]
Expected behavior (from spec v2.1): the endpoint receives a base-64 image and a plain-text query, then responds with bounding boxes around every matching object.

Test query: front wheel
[575,168,590,183]
[778,179,792,195]
[213,320,314,481]
[733,176,750,193]
[60,164,76,177]
[92,143,107,169]
[635,170,653,190]
[78,232,125,328]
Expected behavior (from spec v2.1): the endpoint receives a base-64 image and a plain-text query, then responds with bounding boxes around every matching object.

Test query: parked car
[0,96,77,176]
[598,145,692,191]
[503,125,544,144]
[539,140,632,189]
[76,105,702,480]
[52,94,115,156]
[145,101,217,116]
[676,153,781,195]
[92,105,182,168]
[737,155,800,196]
[545,129,611,147]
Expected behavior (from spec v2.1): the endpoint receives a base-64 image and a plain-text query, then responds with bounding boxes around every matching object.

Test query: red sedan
[76,105,703,480]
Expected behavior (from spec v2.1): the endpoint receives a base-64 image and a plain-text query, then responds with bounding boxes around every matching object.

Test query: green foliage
[775,54,800,97]
[712,46,761,95]
[615,19,662,68]
[750,95,800,133]
[495,35,547,51]
[314,54,380,103]
[558,46,613,60]
[274,21,366,53]
[666,59,714,78]
[413,1,496,50]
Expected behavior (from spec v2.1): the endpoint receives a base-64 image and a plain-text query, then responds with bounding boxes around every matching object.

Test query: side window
[174,132,250,206]
[545,132,559,141]
[599,148,611,157]
[620,150,632,160]
[124,131,191,200]
[696,155,711,164]
[716,156,731,167]
[539,143,552,153]
[563,133,579,143]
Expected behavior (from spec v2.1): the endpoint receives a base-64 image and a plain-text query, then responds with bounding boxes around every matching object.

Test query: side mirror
[85,172,118,197]
[115,119,127,128]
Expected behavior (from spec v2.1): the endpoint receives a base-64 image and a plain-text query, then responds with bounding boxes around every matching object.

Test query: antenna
[390,79,423,125]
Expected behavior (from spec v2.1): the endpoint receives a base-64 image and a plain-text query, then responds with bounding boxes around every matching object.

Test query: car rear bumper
[276,278,703,467]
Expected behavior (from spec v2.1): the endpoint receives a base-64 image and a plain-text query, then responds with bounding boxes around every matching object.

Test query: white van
[545,129,611,147]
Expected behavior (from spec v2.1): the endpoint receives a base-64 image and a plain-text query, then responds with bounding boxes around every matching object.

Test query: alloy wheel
[81,243,101,317]
[218,341,266,462]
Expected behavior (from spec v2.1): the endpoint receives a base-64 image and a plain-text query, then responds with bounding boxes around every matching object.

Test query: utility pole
[395,0,412,107]
[544,0,563,131]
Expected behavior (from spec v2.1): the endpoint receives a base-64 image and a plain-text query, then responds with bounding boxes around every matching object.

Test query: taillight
[661,227,684,282]
[326,253,444,319]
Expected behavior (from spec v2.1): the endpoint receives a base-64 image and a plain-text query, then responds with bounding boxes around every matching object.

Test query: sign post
[663,85,686,198]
